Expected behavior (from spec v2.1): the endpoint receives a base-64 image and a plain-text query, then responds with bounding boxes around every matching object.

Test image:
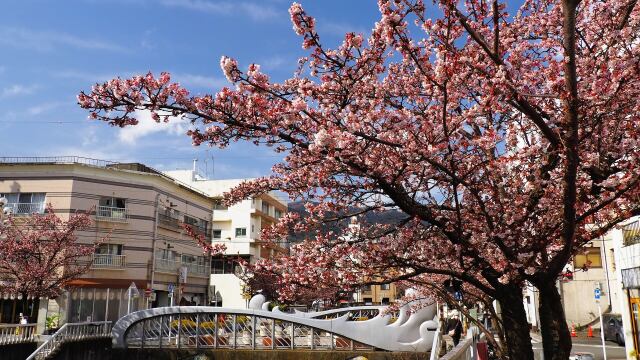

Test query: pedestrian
[447,314,463,346]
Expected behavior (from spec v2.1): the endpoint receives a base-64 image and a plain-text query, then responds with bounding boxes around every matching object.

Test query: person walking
[447,314,463,346]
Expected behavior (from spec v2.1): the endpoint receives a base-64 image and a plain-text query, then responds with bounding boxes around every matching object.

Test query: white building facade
[165,170,288,308]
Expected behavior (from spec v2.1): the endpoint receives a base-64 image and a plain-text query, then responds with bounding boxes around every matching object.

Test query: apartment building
[353,284,400,305]
[0,157,213,324]
[164,170,288,308]
[610,218,640,356]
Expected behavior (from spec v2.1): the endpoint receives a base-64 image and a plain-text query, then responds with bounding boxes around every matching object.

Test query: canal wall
[112,349,428,360]
[0,342,37,360]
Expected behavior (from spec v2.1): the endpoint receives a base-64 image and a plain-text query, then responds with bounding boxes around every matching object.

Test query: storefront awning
[621,267,640,289]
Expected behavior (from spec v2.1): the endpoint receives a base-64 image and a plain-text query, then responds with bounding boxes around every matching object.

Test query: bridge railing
[0,323,36,345]
[123,312,374,351]
[26,321,112,360]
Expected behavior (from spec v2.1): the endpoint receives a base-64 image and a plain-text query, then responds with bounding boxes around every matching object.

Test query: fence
[26,321,112,360]
[0,323,36,345]
[122,312,374,351]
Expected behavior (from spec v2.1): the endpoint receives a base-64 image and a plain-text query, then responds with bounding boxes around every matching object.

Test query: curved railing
[26,321,112,360]
[121,310,374,351]
[113,301,438,352]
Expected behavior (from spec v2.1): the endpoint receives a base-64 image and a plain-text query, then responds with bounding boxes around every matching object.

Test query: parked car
[602,313,625,346]
[570,353,595,360]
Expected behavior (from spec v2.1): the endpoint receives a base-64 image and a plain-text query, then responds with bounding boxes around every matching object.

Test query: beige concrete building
[0,157,213,324]
[165,170,289,308]
[354,283,400,305]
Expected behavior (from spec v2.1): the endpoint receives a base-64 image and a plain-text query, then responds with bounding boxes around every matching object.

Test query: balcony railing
[91,254,126,269]
[155,257,181,272]
[0,323,36,345]
[158,213,182,230]
[184,262,209,276]
[155,257,210,277]
[5,202,45,215]
[96,206,128,222]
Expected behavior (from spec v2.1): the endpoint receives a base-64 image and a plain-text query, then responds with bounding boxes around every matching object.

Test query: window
[211,256,249,274]
[262,202,270,214]
[574,247,602,269]
[97,197,127,220]
[213,199,228,210]
[99,197,126,209]
[274,209,283,219]
[182,254,196,264]
[184,215,207,234]
[251,224,255,233]
[235,227,247,237]
[213,230,222,239]
[157,249,177,261]
[362,285,372,292]
[95,244,122,255]
[380,283,391,290]
[1,192,45,214]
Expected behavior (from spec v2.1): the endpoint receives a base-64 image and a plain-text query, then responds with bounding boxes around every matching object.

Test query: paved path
[531,332,627,360]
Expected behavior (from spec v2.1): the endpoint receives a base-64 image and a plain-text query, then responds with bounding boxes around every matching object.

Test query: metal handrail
[96,206,128,222]
[5,202,45,215]
[91,254,126,269]
[26,321,112,360]
[155,257,181,272]
[0,323,36,345]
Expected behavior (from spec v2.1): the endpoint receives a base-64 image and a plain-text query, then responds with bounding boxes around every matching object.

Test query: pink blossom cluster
[78,0,640,326]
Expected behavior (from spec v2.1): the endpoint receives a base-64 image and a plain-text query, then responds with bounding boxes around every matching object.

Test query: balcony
[158,213,182,231]
[96,206,128,222]
[154,257,181,273]
[5,202,45,215]
[154,257,210,277]
[91,254,126,269]
[183,262,209,277]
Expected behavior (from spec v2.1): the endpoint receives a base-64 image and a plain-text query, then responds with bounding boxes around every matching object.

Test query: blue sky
[0,0,380,178]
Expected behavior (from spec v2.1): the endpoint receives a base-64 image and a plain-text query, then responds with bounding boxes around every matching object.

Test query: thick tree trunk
[538,281,572,360]
[497,286,535,360]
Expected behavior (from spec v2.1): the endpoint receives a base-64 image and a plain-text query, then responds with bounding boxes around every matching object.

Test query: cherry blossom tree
[0,206,102,316]
[78,0,640,358]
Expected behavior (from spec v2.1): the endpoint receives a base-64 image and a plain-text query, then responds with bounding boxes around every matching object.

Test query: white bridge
[112,295,439,352]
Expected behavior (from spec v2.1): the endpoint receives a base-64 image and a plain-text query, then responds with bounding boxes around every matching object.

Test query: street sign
[179,266,188,283]
[128,282,139,298]
[168,283,175,293]
[594,288,601,300]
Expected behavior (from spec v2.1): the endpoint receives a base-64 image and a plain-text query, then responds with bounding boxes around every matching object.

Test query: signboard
[594,288,601,300]
[128,282,139,299]
[179,266,188,283]
[168,283,175,293]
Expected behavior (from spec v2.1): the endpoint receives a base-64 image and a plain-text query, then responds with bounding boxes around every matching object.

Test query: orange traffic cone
[570,324,577,337]
[587,325,594,337]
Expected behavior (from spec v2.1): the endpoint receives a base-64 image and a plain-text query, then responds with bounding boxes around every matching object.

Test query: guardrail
[0,323,36,345]
[438,326,484,360]
[26,321,112,360]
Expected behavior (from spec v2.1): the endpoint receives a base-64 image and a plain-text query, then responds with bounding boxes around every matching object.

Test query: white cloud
[27,101,65,115]
[1,84,39,98]
[51,70,121,83]
[118,110,189,144]
[160,0,280,21]
[0,27,125,52]
[172,73,229,89]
